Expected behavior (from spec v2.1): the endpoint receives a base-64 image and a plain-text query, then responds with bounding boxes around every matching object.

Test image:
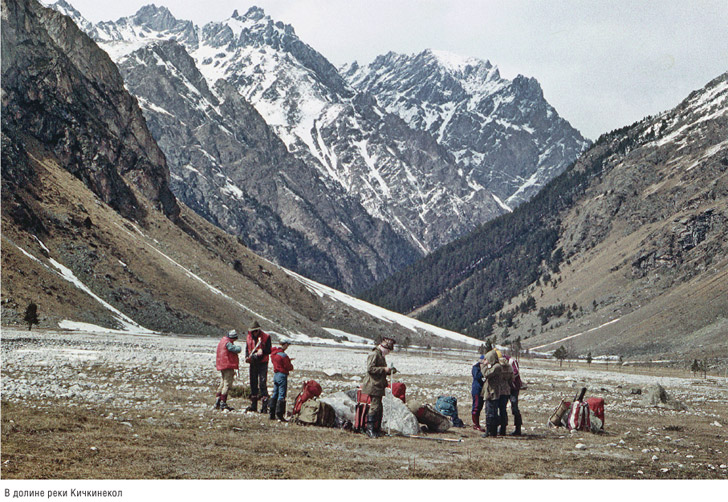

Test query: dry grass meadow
[2,338,727,482]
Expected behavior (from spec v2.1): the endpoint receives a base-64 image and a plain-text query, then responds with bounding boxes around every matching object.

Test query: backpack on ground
[354,389,371,432]
[586,397,605,430]
[390,382,406,403]
[407,402,451,432]
[435,395,464,427]
[292,380,322,415]
[295,398,336,427]
[567,388,591,432]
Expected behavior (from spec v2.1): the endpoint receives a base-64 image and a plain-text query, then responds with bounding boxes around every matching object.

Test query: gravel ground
[2,327,727,480]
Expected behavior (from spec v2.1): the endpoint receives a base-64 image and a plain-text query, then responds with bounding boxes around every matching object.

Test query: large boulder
[641,383,688,411]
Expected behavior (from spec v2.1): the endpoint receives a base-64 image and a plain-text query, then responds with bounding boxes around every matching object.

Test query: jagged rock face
[561,72,728,285]
[115,40,418,292]
[53,3,508,261]
[342,50,591,207]
[2,0,179,222]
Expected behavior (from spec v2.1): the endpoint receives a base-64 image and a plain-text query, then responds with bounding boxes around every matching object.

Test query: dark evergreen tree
[24,303,39,330]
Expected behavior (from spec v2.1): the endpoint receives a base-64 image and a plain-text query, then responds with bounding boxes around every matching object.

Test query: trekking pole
[391,434,463,443]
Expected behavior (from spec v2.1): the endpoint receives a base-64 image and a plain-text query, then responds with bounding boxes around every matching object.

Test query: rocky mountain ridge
[2,0,481,351]
[47,1,587,293]
[362,71,728,363]
[342,49,591,207]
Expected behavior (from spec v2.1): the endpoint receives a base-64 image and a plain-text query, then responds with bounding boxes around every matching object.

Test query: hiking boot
[481,424,498,438]
[260,397,269,414]
[245,397,258,413]
[268,397,277,420]
[220,401,235,412]
[365,415,378,439]
[276,399,287,422]
[471,411,482,431]
[214,397,221,410]
[510,425,522,436]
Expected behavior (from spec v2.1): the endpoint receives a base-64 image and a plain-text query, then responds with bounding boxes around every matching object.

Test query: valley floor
[1,327,727,483]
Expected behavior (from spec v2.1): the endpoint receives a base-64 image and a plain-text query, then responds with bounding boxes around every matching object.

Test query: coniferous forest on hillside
[360,125,638,339]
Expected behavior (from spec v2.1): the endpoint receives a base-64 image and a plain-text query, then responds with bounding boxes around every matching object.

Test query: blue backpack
[435,396,464,427]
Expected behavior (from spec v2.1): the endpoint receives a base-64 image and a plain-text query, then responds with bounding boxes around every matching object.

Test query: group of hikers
[214,320,293,421]
[214,321,524,439]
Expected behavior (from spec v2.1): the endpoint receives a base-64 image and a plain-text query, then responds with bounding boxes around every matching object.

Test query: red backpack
[389,382,406,403]
[292,380,322,415]
[586,397,605,429]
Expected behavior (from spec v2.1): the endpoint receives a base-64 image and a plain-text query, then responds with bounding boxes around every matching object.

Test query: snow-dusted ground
[3,327,726,418]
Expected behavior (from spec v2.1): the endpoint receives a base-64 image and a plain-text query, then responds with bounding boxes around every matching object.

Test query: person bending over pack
[269,339,294,421]
[361,337,397,438]
[245,320,272,413]
[480,348,513,437]
[215,329,242,411]
[471,354,485,431]
[503,350,524,436]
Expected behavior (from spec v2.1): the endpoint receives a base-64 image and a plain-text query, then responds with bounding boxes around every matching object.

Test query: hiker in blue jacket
[471,354,485,431]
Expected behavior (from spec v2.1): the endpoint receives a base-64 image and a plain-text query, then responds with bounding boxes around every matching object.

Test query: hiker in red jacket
[215,329,242,411]
[269,340,294,421]
[245,320,272,413]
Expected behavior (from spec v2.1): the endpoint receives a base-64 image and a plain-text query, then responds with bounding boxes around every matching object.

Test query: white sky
[61,0,728,140]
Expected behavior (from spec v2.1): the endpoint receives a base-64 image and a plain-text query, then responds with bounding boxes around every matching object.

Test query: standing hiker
[479,348,512,437]
[215,329,242,411]
[503,350,524,436]
[245,320,272,413]
[269,339,294,421]
[361,337,397,438]
[471,354,485,431]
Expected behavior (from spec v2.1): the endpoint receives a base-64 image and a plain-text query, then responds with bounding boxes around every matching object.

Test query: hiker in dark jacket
[215,329,242,411]
[479,348,513,437]
[269,340,294,421]
[361,337,396,438]
[245,320,272,413]
[471,354,485,431]
[504,352,524,435]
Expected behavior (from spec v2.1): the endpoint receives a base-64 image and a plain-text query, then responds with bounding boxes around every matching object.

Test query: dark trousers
[249,362,269,397]
[472,394,484,414]
[487,395,509,429]
[509,389,523,426]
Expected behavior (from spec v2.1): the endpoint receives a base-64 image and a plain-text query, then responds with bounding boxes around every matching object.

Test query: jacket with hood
[271,347,294,374]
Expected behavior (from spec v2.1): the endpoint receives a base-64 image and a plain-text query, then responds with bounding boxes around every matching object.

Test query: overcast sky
[62,0,728,140]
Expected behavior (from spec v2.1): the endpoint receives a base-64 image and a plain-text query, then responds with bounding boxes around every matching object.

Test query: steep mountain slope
[362,73,728,363]
[2,0,481,351]
[343,50,591,207]
[114,39,418,293]
[51,2,507,264]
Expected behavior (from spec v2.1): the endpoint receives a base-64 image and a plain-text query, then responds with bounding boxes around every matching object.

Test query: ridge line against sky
[54,0,728,140]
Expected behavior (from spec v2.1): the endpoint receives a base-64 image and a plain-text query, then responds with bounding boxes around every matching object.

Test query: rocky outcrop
[114,40,419,293]
[2,0,179,222]
[343,50,591,207]
[51,3,510,276]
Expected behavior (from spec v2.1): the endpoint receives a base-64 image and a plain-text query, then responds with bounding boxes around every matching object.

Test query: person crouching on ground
[480,348,512,437]
[245,320,272,413]
[269,339,294,421]
[361,337,397,438]
[471,354,485,431]
[215,329,242,411]
[503,349,524,435]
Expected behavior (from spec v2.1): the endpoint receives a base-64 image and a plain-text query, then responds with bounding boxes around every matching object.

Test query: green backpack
[295,398,337,427]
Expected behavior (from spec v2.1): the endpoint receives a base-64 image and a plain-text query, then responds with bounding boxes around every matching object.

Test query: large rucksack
[586,397,605,430]
[292,380,322,415]
[435,395,464,427]
[408,402,451,432]
[296,398,336,427]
